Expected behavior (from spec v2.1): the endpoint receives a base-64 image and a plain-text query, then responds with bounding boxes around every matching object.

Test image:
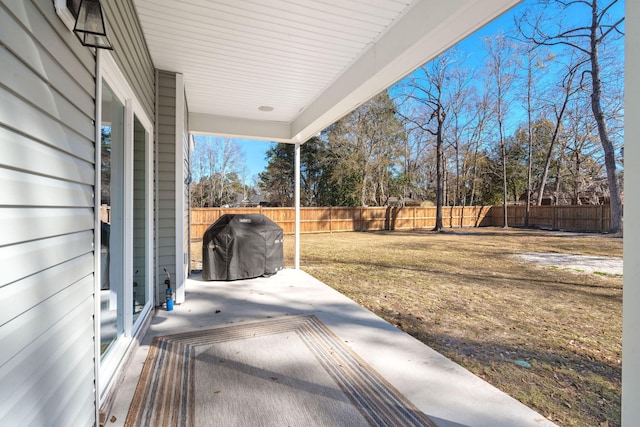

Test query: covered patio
[107,269,556,426]
[1,0,635,425]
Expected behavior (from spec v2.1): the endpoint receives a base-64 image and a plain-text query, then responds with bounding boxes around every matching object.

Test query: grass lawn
[278,227,622,427]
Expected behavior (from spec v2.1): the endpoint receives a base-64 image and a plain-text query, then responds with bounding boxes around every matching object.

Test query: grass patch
[595,271,622,278]
[278,227,622,427]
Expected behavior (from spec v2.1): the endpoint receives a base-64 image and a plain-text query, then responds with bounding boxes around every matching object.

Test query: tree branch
[597,17,625,43]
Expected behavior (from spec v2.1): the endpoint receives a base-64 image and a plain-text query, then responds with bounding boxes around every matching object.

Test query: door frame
[95,50,154,402]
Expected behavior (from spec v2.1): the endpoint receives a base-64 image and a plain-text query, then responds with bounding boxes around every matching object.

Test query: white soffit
[134,0,520,143]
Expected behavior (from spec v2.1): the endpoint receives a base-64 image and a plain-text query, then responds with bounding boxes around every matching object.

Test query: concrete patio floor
[107,268,557,427]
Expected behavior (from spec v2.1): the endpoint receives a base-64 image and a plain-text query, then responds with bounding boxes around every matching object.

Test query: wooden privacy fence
[191,205,612,240]
[492,205,611,233]
[191,206,494,239]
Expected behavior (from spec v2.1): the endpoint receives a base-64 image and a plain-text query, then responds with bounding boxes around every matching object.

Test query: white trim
[98,71,127,402]
[93,47,103,426]
[102,54,153,130]
[54,0,76,32]
[154,69,161,305]
[623,0,639,423]
[132,111,155,335]
[189,113,291,143]
[123,99,134,337]
[175,74,186,304]
[294,143,301,269]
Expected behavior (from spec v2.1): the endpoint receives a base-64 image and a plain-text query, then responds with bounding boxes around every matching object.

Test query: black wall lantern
[73,0,113,50]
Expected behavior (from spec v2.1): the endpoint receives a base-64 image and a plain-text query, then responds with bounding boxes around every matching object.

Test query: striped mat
[125,315,436,426]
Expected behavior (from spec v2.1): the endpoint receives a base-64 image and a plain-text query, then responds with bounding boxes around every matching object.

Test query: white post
[623,0,639,424]
[175,73,186,303]
[93,47,103,423]
[294,142,301,269]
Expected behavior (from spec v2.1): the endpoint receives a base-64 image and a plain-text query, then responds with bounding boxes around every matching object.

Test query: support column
[294,142,301,269]
[623,1,639,425]
[174,73,186,304]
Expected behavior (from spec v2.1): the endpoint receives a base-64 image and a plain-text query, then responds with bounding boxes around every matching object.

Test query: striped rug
[125,315,436,426]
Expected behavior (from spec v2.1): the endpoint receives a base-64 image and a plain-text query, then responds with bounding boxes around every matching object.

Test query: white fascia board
[290,0,522,143]
[189,113,292,142]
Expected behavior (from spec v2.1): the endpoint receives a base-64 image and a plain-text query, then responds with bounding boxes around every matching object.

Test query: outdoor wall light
[73,0,113,50]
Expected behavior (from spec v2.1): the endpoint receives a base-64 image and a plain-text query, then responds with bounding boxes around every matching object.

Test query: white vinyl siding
[0,0,96,426]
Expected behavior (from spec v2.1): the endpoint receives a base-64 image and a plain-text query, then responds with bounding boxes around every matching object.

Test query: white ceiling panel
[134,0,521,142]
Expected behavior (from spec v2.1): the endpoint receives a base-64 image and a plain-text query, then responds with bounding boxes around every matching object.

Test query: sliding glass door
[100,81,124,358]
[98,55,154,399]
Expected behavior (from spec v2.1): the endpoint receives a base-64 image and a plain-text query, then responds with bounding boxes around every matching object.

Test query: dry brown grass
[278,227,622,427]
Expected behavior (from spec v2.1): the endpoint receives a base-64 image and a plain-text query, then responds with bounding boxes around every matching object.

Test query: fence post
[329,207,332,233]
[413,207,417,230]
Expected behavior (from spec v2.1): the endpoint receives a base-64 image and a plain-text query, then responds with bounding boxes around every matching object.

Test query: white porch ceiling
[134,0,520,143]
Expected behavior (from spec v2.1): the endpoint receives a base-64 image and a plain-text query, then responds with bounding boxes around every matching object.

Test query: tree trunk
[537,139,555,206]
[502,141,508,228]
[360,177,367,207]
[554,160,563,205]
[525,63,533,226]
[538,70,573,206]
[434,115,444,231]
[589,9,622,232]
[499,115,508,228]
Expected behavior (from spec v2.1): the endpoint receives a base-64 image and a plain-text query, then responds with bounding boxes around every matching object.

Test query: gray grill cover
[202,214,284,280]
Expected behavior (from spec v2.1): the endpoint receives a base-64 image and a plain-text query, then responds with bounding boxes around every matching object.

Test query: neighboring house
[519,178,615,206]
[234,193,264,208]
[1,1,638,426]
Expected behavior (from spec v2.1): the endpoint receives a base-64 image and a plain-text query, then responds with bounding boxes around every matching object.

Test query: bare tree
[215,138,244,205]
[536,55,581,205]
[466,87,494,208]
[486,35,518,228]
[189,137,207,207]
[515,41,550,224]
[564,95,604,204]
[398,51,468,231]
[190,136,245,207]
[445,66,475,208]
[519,0,624,232]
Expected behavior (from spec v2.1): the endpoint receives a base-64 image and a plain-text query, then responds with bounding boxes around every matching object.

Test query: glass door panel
[100,81,125,358]
[132,116,148,321]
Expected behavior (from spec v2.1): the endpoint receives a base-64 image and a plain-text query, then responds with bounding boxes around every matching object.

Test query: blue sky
[234,138,275,179]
